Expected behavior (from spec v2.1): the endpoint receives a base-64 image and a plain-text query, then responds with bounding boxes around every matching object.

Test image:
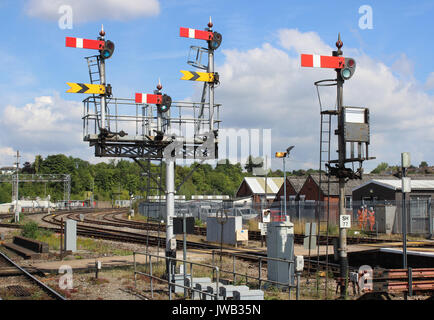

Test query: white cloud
[25,0,160,23]
[215,29,434,172]
[391,53,415,80]
[0,93,96,164]
[0,147,18,167]
[425,72,434,90]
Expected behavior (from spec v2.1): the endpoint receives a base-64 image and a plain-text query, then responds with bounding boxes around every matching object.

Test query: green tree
[371,162,389,174]
[420,161,428,168]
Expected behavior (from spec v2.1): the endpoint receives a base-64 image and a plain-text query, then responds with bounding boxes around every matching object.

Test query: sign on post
[402,177,411,193]
[340,214,351,229]
[180,70,215,82]
[258,222,268,236]
[66,82,106,94]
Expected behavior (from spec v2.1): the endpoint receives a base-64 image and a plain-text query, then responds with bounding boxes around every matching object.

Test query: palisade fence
[138,199,433,236]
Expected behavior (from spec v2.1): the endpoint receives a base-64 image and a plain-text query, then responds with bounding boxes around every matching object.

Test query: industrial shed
[352,178,434,202]
[273,177,306,202]
[352,178,434,235]
[235,177,284,206]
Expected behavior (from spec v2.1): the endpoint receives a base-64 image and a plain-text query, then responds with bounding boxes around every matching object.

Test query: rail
[0,251,67,300]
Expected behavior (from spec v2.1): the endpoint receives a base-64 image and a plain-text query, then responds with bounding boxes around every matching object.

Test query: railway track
[0,208,412,256]
[3,208,365,286]
[0,251,66,300]
[45,208,396,245]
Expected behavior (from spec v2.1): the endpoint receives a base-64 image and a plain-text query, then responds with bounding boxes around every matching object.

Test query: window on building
[345,196,352,209]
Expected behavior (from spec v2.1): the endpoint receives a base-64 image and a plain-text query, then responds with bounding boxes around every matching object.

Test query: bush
[195,219,205,227]
[21,221,40,239]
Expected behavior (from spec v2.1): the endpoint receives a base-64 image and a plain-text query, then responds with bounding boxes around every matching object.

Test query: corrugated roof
[242,177,284,195]
[286,177,306,193]
[309,174,400,196]
[353,179,434,191]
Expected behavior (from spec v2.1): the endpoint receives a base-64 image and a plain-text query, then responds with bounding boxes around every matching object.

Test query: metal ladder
[86,55,101,84]
[317,107,339,298]
[135,158,165,254]
[85,55,103,130]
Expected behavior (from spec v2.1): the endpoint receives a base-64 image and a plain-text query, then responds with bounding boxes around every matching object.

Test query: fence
[138,200,259,222]
[138,198,433,236]
[270,199,433,236]
[133,249,300,300]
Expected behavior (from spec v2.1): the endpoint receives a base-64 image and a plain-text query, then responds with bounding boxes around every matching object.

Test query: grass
[131,215,149,222]
[195,219,205,227]
[27,225,133,256]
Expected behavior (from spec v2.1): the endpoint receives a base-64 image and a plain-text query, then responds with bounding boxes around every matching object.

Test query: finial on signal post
[100,24,105,38]
[208,16,213,29]
[157,78,162,91]
[336,33,343,55]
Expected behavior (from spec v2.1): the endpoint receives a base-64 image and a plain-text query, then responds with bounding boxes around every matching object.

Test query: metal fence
[269,199,433,236]
[133,250,300,300]
[138,200,259,222]
[138,198,433,236]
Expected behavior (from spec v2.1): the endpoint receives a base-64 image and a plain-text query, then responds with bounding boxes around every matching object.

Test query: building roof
[191,195,230,200]
[0,166,16,170]
[237,177,284,195]
[308,174,400,196]
[286,177,306,193]
[352,179,434,192]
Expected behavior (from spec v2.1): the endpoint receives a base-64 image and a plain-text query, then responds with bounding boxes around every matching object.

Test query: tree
[21,162,34,174]
[371,162,389,174]
[419,161,428,168]
[33,155,42,174]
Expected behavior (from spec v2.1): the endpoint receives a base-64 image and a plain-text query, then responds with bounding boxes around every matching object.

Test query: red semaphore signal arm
[179,27,213,41]
[65,37,105,50]
[135,93,162,104]
[301,54,345,69]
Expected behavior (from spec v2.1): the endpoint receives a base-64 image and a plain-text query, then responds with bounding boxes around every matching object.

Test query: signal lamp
[340,57,356,80]
[209,32,222,50]
[157,94,172,113]
[275,152,287,158]
[100,40,115,59]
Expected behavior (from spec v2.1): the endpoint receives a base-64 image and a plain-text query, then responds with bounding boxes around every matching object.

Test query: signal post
[65,20,222,278]
[301,34,374,298]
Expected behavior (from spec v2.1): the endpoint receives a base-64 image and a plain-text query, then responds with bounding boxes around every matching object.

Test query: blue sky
[1,0,434,172]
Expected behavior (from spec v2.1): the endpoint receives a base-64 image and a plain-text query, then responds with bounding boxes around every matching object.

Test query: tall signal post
[301,35,374,298]
[65,21,222,276]
[14,151,20,223]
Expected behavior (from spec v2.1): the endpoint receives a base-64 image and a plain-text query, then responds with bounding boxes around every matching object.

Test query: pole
[402,167,407,269]
[99,29,106,131]
[60,218,63,259]
[208,21,215,131]
[283,157,287,216]
[336,35,348,298]
[183,208,187,297]
[166,159,176,276]
[263,156,268,247]
[14,151,20,223]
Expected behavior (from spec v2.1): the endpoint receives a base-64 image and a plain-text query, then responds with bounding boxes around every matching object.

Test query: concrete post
[166,159,176,275]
